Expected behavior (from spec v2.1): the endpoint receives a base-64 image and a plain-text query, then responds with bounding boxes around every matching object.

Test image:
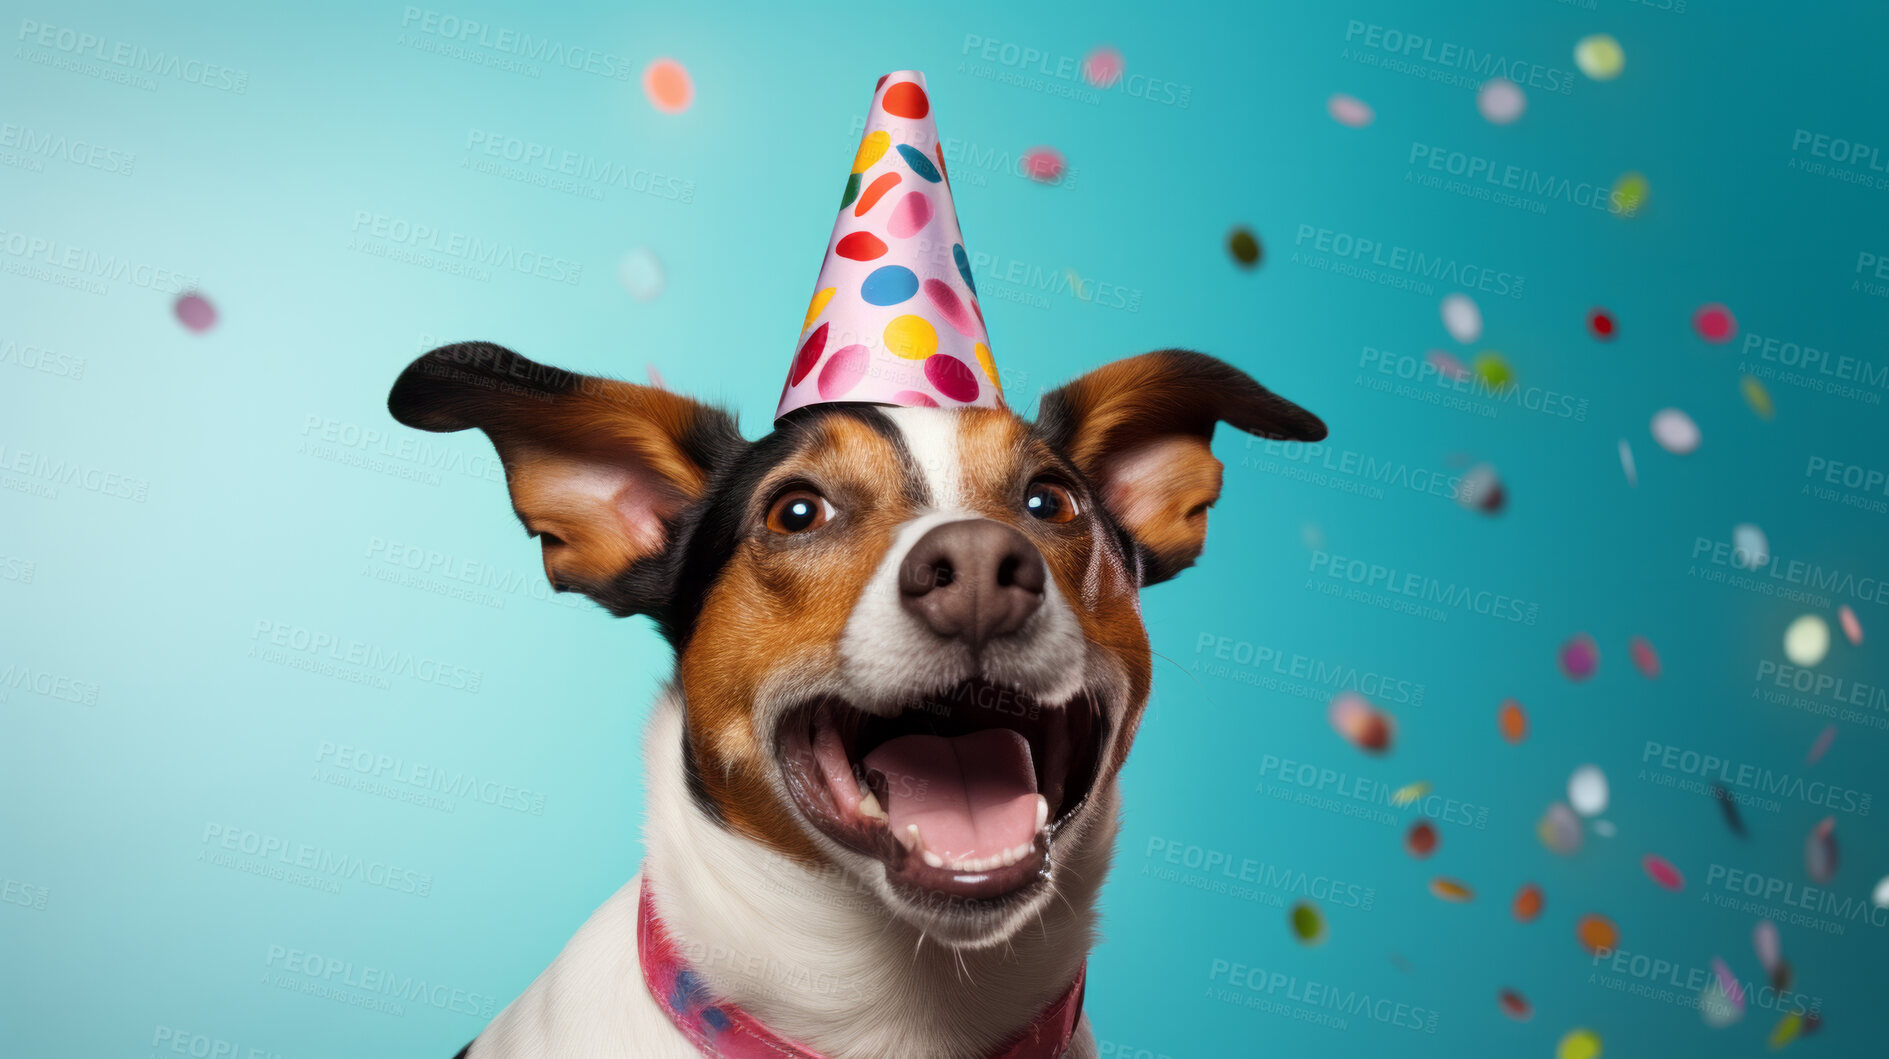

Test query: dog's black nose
[899,519,1047,648]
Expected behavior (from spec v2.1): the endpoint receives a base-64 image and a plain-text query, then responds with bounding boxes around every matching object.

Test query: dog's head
[389,342,1324,946]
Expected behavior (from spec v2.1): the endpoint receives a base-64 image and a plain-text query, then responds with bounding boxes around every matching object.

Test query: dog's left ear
[1038,350,1326,586]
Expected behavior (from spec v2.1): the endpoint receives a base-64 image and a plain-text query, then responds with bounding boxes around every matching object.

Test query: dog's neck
[641,686,1110,1059]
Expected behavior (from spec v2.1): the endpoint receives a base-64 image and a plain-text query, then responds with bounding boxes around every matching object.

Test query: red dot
[1693,303,1737,343]
[1587,307,1616,340]
[882,82,930,119]
[835,232,887,261]
[790,324,828,386]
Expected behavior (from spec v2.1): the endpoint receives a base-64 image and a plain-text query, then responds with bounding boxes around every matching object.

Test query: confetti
[1557,1027,1602,1059]
[1618,438,1638,487]
[1327,93,1374,127]
[1290,900,1326,944]
[1472,351,1512,389]
[1651,408,1701,454]
[1575,913,1619,955]
[1769,959,1794,991]
[1805,816,1838,883]
[1693,303,1738,344]
[1742,375,1775,419]
[1569,765,1609,816]
[1477,78,1526,124]
[645,365,668,390]
[1574,34,1625,80]
[618,248,666,301]
[1784,614,1830,666]
[1612,171,1649,215]
[1458,464,1506,514]
[1587,307,1617,340]
[1513,882,1544,922]
[1873,873,1889,908]
[1538,802,1584,856]
[173,292,217,333]
[1732,524,1770,570]
[1429,877,1473,902]
[1227,227,1262,268]
[1711,783,1746,837]
[1498,699,1528,744]
[1559,633,1600,681]
[1082,45,1124,88]
[1642,853,1684,891]
[1498,988,1533,1021]
[1428,349,1470,380]
[1768,1012,1802,1049]
[1753,921,1781,976]
[1806,724,1836,765]
[1700,957,1746,1027]
[1441,292,1482,344]
[1021,147,1065,183]
[1593,819,1617,838]
[1392,781,1431,807]
[1406,820,1438,858]
[642,58,693,114]
[1629,636,1661,678]
[1839,604,1864,645]
[1301,522,1326,551]
[1328,692,1394,754]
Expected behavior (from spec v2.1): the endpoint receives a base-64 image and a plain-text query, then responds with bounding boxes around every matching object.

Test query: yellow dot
[974,342,1000,390]
[883,315,937,359]
[1473,351,1513,389]
[1575,34,1624,81]
[1742,375,1774,420]
[852,130,890,174]
[1557,1028,1602,1059]
[803,287,834,331]
[1612,171,1649,216]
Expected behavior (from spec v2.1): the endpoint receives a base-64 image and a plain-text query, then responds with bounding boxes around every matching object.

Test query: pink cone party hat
[778,71,1003,419]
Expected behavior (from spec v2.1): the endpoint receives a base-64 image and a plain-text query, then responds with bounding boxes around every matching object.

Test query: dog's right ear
[388,342,744,617]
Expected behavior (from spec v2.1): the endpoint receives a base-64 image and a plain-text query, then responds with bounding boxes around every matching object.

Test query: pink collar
[637,877,1087,1059]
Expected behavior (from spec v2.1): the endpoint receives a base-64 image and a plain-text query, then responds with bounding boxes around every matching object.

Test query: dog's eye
[766,489,833,534]
[1024,481,1078,524]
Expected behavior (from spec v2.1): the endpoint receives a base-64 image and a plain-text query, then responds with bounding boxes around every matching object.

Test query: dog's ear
[388,342,744,616]
[1037,350,1325,586]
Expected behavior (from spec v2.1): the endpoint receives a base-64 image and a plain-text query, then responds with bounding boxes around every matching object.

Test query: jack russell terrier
[387,69,1326,1059]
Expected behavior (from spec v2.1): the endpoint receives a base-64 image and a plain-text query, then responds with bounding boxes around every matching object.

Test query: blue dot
[861,265,919,306]
[896,144,941,183]
[953,244,976,294]
[702,1007,731,1032]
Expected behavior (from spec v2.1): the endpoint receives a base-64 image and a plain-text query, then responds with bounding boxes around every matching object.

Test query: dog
[388,340,1326,1058]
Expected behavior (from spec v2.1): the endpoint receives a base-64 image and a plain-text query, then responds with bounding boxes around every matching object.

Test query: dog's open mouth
[777,679,1104,902]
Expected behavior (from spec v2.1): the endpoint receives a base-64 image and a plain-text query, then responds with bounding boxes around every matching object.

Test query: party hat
[778,71,1002,419]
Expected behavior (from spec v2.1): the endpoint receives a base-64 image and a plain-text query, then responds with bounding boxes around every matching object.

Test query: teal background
[5,0,1887,1055]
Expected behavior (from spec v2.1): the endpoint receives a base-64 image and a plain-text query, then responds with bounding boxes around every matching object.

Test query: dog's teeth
[1034,794,1049,831]
[921,848,945,869]
[857,791,887,822]
[900,823,922,852]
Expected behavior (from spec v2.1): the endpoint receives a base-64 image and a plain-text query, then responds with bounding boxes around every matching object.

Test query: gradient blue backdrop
[5,1,1887,1056]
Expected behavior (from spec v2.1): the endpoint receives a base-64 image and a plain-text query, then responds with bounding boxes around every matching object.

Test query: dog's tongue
[863,728,1039,864]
